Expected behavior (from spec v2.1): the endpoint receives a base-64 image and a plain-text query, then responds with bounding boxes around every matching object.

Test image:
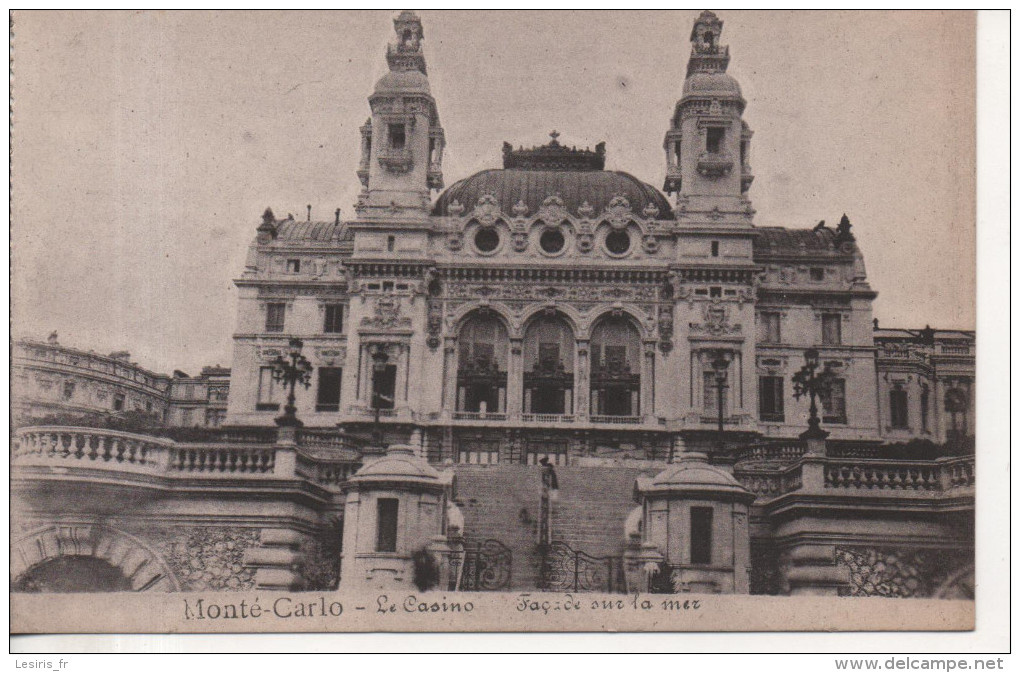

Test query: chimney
[335,208,341,225]
[307,204,312,222]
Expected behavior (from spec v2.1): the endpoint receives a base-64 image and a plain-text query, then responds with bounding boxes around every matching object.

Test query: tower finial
[387,11,427,74]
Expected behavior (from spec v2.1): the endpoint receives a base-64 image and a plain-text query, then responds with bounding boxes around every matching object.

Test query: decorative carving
[835,546,973,599]
[447,233,464,251]
[158,526,260,592]
[472,193,501,226]
[642,235,659,254]
[314,346,347,366]
[447,200,465,216]
[604,195,632,230]
[642,202,661,219]
[538,194,569,223]
[690,303,742,335]
[427,301,443,349]
[577,201,595,219]
[511,232,529,252]
[658,306,674,353]
[512,199,529,217]
[361,296,412,330]
[576,232,593,253]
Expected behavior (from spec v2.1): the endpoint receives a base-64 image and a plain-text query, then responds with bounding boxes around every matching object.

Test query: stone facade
[9,11,974,598]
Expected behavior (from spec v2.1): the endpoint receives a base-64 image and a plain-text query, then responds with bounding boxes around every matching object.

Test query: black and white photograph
[9,9,1003,647]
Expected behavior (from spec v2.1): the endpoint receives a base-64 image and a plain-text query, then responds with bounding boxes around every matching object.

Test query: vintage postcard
[10,10,982,636]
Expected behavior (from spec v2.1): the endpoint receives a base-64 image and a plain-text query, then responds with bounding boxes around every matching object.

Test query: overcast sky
[11,10,976,375]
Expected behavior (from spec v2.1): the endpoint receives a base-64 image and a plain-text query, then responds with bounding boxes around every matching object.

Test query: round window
[539,229,565,254]
[474,227,500,253]
[605,230,631,255]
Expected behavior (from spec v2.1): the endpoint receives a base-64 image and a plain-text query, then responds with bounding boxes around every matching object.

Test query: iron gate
[540,541,625,593]
[452,539,512,591]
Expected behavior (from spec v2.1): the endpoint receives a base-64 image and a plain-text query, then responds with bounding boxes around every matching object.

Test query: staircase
[452,464,659,589]
[550,467,656,557]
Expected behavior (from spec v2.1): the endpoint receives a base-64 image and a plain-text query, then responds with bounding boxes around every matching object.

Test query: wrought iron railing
[540,541,625,593]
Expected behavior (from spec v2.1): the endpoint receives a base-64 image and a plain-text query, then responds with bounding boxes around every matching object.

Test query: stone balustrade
[735,454,974,501]
[12,426,361,491]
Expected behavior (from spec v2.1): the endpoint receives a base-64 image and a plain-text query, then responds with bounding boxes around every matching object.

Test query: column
[575,339,589,418]
[506,338,524,417]
[642,340,657,423]
[441,337,457,420]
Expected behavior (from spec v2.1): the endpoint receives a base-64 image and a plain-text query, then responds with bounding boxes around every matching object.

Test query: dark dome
[432,168,674,220]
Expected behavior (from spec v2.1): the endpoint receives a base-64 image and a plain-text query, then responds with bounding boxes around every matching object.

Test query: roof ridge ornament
[502,136,607,171]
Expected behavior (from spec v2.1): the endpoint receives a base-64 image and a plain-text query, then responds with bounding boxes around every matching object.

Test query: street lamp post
[708,349,731,452]
[791,347,836,440]
[272,337,313,427]
[370,350,392,447]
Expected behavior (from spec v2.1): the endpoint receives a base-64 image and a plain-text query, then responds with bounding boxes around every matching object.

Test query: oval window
[605,230,631,255]
[539,229,565,254]
[474,227,500,253]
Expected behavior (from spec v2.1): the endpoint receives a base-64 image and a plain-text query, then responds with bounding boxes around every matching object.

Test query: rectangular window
[759,376,784,422]
[388,124,405,150]
[62,381,75,400]
[256,366,280,411]
[821,378,847,424]
[703,371,726,415]
[690,507,713,565]
[113,394,125,411]
[810,267,825,281]
[458,440,501,465]
[205,408,224,427]
[323,304,344,333]
[709,286,722,298]
[706,127,724,154]
[382,280,395,292]
[265,303,286,333]
[316,367,342,412]
[386,235,395,252]
[183,385,194,399]
[711,241,719,257]
[760,312,781,344]
[890,388,909,429]
[376,498,399,552]
[181,408,193,426]
[821,314,842,345]
[286,259,301,273]
[373,364,397,410]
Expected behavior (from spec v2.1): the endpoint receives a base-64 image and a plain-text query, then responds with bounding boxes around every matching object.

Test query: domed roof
[640,453,754,502]
[682,71,742,99]
[347,444,447,490]
[374,69,431,95]
[433,168,674,220]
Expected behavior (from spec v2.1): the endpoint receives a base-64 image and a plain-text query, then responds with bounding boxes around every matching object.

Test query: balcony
[696,151,734,178]
[377,147,413,173]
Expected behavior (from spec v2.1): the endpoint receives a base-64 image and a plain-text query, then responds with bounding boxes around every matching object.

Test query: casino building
[11,12,974,598]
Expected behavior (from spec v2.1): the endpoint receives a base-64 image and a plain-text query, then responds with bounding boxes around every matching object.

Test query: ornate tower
[663,10,753,217]
[355,11,445,221]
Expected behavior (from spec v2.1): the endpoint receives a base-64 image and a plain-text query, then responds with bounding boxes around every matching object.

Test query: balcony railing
[521,413,575,424]
[588,415,642,425]
[452,411,508,422]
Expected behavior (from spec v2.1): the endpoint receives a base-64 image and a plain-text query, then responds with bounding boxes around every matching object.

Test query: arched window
[590,316,641,417]
[523,315,574,415]
[457,314,509,414]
